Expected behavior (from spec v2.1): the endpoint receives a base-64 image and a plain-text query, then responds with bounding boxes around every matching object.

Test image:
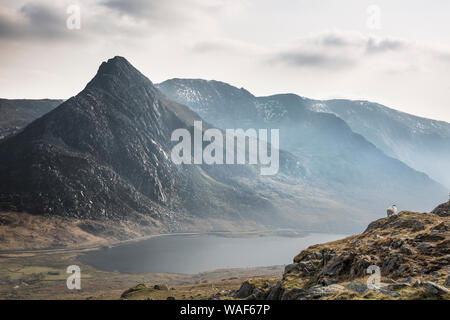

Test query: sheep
[387,205,398,217]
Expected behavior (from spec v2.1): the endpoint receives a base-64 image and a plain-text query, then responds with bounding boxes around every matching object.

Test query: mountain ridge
[157,79,450,187]
[0,57,446,243]
[157,78,447,215]
[0,57,359,237]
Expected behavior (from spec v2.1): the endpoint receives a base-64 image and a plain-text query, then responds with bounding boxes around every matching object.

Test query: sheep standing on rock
[387,205,398,217]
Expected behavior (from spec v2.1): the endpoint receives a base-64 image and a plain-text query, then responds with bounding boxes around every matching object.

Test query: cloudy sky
[1,0,450,121]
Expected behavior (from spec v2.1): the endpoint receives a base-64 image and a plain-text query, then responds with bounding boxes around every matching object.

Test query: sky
[0,0,450,122]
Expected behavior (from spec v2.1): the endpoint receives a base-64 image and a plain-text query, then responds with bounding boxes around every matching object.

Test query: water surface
[81,232,346,274]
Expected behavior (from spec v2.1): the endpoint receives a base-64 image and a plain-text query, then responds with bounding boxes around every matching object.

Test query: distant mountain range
[307,100,450,189]
[157,79,450,189]
[0,57,447,236]
[0,98,63,140]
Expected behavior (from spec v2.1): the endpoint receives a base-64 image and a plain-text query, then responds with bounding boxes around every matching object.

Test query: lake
[80,232,347,274]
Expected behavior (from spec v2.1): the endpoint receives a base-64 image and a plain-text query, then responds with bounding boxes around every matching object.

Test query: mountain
[229,207,450,300]
[0,57,369,237]
[0,57,291,232]
[0,57,446,242]
[0,98,62,140]
[157,80,450,190]
[156,79,259,129]
[157,79,447,215]
[307,100,450,189]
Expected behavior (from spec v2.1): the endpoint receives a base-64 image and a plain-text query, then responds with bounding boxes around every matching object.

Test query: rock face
[345,282,369,295]
[233,210,449,300]
[421,281,450,295]
[445,276,450,288]
[234,281,257,299]
[0,57,282,229]
[432,201,450,217]
[0,98,62,140]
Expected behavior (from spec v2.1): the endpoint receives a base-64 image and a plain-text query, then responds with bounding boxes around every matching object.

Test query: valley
[0,248,282,300]
[0,57,448,301]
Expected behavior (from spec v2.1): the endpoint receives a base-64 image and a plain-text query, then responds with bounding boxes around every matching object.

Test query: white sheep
[387,205,398,217]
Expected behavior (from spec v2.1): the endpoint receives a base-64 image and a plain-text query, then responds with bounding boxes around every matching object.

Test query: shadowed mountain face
[0,57,289,230]
[157,79,447,215]
[0,99,63,140]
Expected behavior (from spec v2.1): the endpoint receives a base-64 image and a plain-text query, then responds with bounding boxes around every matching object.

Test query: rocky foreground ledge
[232,203,450,300]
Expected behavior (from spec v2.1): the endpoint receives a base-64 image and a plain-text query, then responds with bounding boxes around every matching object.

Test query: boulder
[416,242,433,253]
[284,263,299,274]
[120,283,148,299]
[395,264,409,277]
[382,256,400,275]
[411,221,425,232]
[431,201,450,217]
[444,276,450,288]
[234,281,256,299]
[386,282,410,291]
[345,282,369,295]
[266,282,284,300]
[297,284,344,300]
[391,238,404,249]
[246,288,267,300]
[153,284,169,291]
[379,289,401,298]
[400,243,416,255]
[421,281,450,295]
[431,271,441,277]
[324,252,354,277]
[398,276,416,284]
[297,260,315,274]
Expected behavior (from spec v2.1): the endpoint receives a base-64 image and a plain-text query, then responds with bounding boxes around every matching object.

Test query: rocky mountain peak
[0,57,281,227]
[85,56,157,98]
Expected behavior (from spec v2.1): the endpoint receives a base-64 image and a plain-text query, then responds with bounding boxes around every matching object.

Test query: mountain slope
[157,79,450,190]
[0,57,291,231]
[230,208,450,300]
[307,100,450,189]
[0,98,62,140]
[0,58,446,240]
[157,79,447,215]
[1,57,376,236]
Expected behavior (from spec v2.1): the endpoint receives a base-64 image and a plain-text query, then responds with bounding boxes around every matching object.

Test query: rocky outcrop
[233,209,449,300]
[420,281,449,295]
[234,281,256,298]
[432,201,450,217]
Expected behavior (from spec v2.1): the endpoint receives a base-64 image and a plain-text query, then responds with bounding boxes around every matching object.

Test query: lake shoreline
[80,232,348,275]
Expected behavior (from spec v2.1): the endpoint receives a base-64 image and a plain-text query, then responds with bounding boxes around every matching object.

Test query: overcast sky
[1,0,449,121]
